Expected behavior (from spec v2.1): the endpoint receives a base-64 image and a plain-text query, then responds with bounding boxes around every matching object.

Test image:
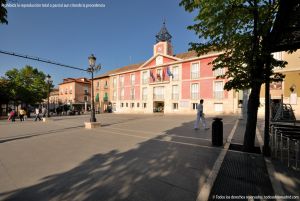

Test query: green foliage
[179,0,286,90]
[0,66,50,105]
[0,0,8,24]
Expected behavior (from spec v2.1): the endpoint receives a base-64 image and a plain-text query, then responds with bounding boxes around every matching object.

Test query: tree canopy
[180,0,286,90]
[180,0,289,151]
[0,66,51,106]
[0,0,8,24]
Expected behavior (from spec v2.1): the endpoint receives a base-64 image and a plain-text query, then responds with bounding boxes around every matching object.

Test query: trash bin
[212,117,223,146]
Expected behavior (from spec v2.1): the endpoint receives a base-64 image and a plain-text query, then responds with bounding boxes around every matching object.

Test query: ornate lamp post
[45,74,53,117]
[88,54,101,122]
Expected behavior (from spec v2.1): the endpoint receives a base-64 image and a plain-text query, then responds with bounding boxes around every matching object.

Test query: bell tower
[153,21,173,56]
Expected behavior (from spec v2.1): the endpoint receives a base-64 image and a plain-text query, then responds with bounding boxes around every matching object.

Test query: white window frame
[142,71,149,84]
[142,87,147,100]
[214,81,224,100]
[172,66,179,81]
[113,77,117,88]
[191,62,200,79]
[130,74,135,86]
[191,83,199,100]
[172,85,179,100]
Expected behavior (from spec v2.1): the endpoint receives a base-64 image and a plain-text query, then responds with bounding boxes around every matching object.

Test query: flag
[162,68,166,81]
[167,67,173,78]
[150,70,155,81]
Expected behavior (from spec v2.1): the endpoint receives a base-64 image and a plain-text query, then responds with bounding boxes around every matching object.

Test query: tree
[2,66,50,107]
[179,0,287,152]
[0,0,8,24]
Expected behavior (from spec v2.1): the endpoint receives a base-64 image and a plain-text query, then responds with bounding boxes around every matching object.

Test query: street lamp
[88,54,101,122]
[45,74,53,117]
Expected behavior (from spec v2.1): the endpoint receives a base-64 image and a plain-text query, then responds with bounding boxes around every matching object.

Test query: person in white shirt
[34,107,42,121]
[194,99,209,130]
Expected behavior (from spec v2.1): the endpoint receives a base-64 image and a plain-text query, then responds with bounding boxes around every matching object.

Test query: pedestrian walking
[34,107,42,121]
[194,99,209,130]
[19,108,26,121]
[8,109,16,122]
[42,107,47,118]
[7,109,16,122]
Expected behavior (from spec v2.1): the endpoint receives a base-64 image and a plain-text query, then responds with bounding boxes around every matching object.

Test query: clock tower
[153,21,173,56]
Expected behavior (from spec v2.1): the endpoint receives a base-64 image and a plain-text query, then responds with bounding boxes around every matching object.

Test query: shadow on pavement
[0,120,221,201]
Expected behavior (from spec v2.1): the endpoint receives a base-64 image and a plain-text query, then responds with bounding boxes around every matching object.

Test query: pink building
[94,23,237,114]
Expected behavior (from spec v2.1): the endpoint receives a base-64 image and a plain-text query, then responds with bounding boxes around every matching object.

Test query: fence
[270,123,300,171]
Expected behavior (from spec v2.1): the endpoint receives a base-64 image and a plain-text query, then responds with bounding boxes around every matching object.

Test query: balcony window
[153,86,164,100]
[191,63,200,79]
[214,81,224,99]
[142,87,147,100]
[130,88,135,100]
[191,83,199,100]
[173,67,179,80]
[172,85,179,100]
[113,77,117,88]
[130,74,135,85]
[142,71,149,84]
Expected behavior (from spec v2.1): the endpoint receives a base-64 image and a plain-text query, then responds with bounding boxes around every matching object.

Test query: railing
[270,123,300,171]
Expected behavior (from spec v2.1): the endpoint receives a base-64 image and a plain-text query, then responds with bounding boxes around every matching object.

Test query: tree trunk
[243,82,262,152]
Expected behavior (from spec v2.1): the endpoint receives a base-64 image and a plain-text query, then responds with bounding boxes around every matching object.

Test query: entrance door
[153,101,164,113]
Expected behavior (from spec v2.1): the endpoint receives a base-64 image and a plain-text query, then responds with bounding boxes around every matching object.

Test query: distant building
[58,77,91,111]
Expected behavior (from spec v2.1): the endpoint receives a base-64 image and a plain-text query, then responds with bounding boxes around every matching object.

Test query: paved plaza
[0,114,299,201]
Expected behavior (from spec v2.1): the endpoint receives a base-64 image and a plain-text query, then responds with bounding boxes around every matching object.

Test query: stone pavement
[209,119,300,201]
[0,114,237,201]
[0,114,299,201]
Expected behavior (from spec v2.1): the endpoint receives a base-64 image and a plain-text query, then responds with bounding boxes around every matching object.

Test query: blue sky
[0,0,199,86]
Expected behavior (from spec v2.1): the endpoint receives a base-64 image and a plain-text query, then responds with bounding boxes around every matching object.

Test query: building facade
[58,78,91,111]
[94,23,236,114]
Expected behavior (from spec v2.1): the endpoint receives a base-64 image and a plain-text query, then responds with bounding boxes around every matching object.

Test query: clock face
[156,56,163,65]
[157,45,163,53]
